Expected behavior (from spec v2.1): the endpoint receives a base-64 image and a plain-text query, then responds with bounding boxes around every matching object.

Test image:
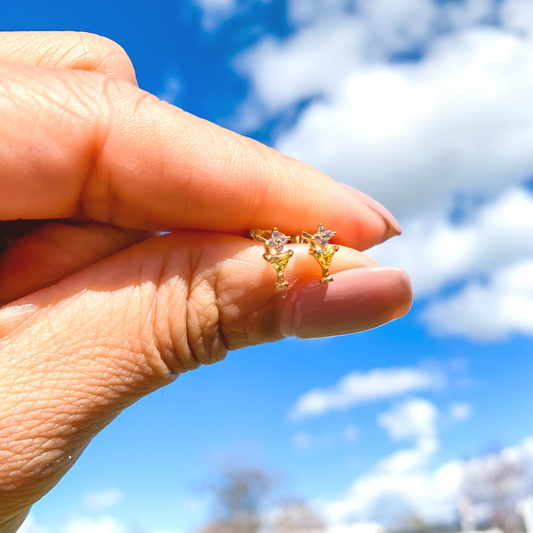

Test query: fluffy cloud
[377,399,438,472]
[19,514,49,533]
[20,514,182,533]
[61,516,126,533]
[501,0,533,34]
[290,366,443,420]
[238,0,533,218]
[272,26,533,221]
[325,459,463,527]
[421,259,533,341]
[84,489,124,511]
[323,398,460,527]
[369,187,533,297]
[21,515,127,533]
[324,408,533,529]
[378,398,437,442]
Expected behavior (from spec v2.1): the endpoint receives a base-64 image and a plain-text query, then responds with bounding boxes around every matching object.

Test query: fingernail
[279,267,412,339]
[340,184,402,240]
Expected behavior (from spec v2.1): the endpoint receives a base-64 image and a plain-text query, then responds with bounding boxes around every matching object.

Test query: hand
[0,32,412,532]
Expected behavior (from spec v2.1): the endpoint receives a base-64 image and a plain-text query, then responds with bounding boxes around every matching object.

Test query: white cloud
[322,402,533,530]
[19,514,50,533]
[290,366,443,420]
[84,489,124,511]
[449,402,472,421]
[356,0,438,51]
[234,19,368,117]
[422,259,533,341]
[377,399,438,473]
[369,187,533,297]
[500,0,533,34]
[323,411,533,528]
[287,0,350,27]
[324,399,458,527]
[378,398,437,442]
[21,514,182,533]
[272,27,533,222]
[238,0,533,220]
[324,459,462,527]
[444,0,495,29]
[61,516,126,533]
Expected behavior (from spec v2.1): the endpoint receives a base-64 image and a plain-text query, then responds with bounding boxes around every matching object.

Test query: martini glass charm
[250,228,294,289]
[301,224,339,283]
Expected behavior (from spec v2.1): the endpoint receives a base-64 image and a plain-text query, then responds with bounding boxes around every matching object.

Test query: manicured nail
[340,184,402,241]
[279,267,412,339]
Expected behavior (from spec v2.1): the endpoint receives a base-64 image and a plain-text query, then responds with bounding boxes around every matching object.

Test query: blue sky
[3,0,533,532]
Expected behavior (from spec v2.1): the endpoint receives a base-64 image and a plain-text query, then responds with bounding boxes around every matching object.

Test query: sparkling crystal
[316,247,336,268]
[270,252,291,273]
[281,235,289,244]
[317,225,325,234]
[268,238,276,247]
[272,230,280,239]
[275,244,284,252]
[320,239,328,247]
[314,233,321,242]
[325,230,334,239]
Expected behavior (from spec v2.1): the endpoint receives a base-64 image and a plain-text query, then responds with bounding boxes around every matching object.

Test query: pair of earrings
[250,224,340,289]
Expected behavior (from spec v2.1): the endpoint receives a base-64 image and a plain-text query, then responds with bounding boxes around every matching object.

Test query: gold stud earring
[300,224,339,283]
[250,228,294,289]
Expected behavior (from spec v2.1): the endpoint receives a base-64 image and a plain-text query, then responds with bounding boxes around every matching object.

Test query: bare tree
[270,498,326,533]
[460,447,530,533]
[194,466,326,533]
[195,465,279,533]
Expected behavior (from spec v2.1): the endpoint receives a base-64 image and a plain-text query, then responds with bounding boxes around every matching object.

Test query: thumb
[0,232,411,521]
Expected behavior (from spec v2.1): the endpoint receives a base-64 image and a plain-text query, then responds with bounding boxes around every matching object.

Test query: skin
[0,32,412,532]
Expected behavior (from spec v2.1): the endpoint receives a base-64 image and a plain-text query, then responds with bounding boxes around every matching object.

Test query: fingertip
[279,266,412,339]
[339,183,402,242]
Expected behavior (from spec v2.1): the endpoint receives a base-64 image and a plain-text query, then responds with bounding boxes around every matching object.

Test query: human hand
[0,32,412,532]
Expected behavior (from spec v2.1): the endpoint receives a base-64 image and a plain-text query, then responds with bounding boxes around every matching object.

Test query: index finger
[0,63,398,251]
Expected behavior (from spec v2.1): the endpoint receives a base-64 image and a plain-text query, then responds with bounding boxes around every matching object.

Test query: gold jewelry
[250,228,294,289]
[300,224,339,283]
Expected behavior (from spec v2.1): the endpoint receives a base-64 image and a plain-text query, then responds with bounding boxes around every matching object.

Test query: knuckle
[186,277,228,367]
[0,31,136,84]
[150,245,228,375]
[71,32,137,84]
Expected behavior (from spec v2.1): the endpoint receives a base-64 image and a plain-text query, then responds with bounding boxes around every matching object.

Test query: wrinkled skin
[0,32,412,532]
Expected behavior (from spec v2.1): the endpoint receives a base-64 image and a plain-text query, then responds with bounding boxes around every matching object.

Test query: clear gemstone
[320,239,328,247]
[325,230,333,239]
[314,233,321,242]
[268,238,276,247]
[317,225,325,234]
[281,235,289,244]
[272,230,280,239]
[275,244,284,252]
